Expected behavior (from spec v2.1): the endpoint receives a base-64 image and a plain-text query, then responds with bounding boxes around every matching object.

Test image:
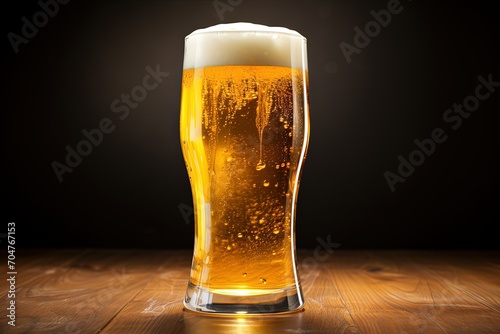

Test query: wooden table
[1,249,499,333]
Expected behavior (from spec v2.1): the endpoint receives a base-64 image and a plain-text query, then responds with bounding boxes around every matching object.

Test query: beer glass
[179,22,309,314]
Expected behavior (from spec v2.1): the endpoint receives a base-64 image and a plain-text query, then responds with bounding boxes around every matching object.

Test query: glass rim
[185,22,307,42]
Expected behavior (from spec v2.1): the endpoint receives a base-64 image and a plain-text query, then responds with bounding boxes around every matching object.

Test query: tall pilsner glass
[179,22,310,314]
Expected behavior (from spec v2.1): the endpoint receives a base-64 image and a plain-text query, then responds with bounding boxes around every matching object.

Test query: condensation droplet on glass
[256,161,266,171]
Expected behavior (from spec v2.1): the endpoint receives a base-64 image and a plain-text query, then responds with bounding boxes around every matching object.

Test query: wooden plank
[1,248,91,332]
[2,249,500,333]
[394,250,500,333]
[329,250,500,334]
[408,250,500,311]
[296,249,360,334]
[1,249,167,333]
[328,250,448,333]
[1,248,90,292]
[99,250,189,334]
[101,250,358,334]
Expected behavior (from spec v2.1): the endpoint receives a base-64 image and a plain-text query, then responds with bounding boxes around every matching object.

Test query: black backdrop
[3,0,499,249]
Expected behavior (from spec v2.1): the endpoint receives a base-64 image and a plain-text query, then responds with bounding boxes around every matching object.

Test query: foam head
[183,22,308,70]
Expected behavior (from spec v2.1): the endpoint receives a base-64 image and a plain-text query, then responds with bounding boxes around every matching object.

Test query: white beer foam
[183,22,307,70]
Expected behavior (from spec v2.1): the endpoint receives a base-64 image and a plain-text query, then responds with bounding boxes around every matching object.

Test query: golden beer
[180,23,309,314]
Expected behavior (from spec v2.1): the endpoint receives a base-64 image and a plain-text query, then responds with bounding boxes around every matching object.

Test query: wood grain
[1,249,498,334]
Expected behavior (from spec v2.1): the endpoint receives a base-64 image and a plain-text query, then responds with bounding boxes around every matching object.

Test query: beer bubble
[243,273,247,277]
[237,233,243,238]
[259,218,265,224]
[256,161,266,171]
[255,235,259,240]
[226,157,233,162]
[281,163,285,167]
[273,229,280,234]
[275,182,279,187]
[263,180,270,187]
[275,164,280,169]
[279,116,284,122]
[226,245,232,250]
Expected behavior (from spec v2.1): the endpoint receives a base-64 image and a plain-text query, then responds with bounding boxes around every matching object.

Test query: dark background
[3,0,499,250]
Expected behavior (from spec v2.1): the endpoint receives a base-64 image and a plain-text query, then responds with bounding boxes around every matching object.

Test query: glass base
[183,281,305,315]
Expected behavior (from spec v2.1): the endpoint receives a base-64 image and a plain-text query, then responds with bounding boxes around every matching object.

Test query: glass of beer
[179,22,310,314]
